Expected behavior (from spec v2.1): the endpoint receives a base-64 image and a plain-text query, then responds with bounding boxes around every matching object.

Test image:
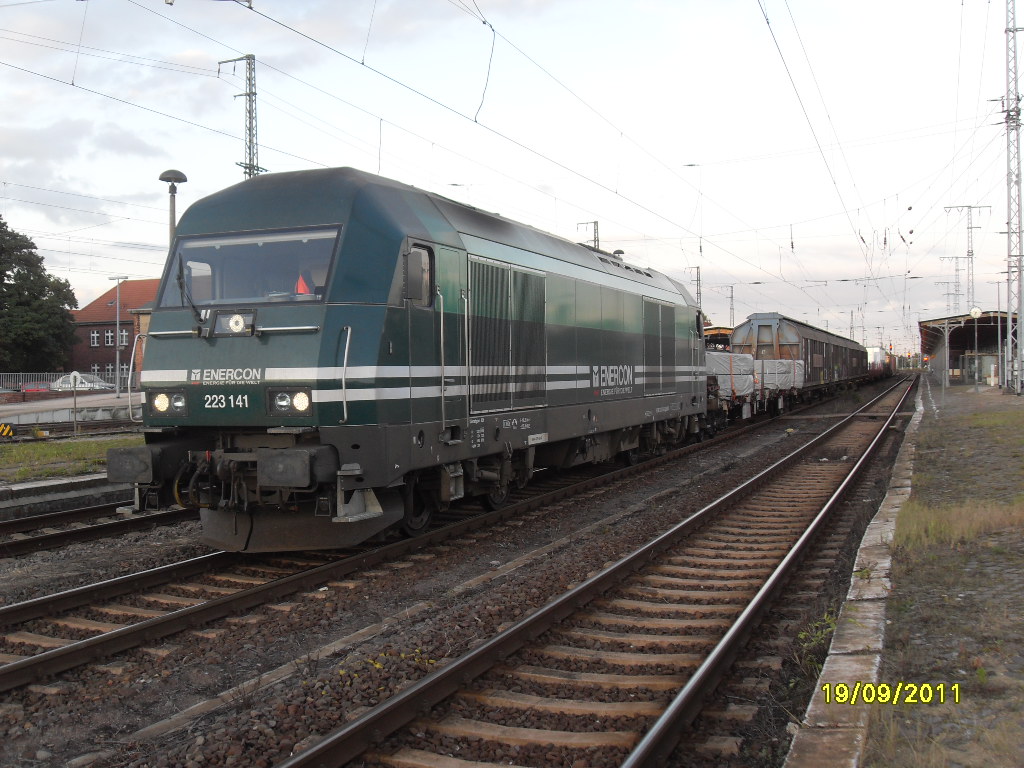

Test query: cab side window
[404,245,433,306]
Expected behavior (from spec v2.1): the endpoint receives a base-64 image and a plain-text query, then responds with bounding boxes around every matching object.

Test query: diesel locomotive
[108,168,708,551]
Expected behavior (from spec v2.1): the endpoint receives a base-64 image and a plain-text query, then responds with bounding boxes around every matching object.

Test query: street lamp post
[938,317,967,405]
[970,307,982,392]
[109,275,128,398]
[988,281,1003,387]
[159,170,187,246]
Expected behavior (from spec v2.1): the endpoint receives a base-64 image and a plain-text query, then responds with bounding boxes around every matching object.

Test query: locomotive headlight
[151,390,187,416]
[268,388,312,415]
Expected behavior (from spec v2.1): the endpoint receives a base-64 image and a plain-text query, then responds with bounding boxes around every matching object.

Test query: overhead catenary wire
[0,59,329,169]
[0,0,1005,346]
[230,2,842,305]
[756,0,868,271]
[124,0,757,259]
[782,1,872,234]
[3,0,983,319]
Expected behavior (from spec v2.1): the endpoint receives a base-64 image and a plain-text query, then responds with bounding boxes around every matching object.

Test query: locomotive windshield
[157,227,339,309]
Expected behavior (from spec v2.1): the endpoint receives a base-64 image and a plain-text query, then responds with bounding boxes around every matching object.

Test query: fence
[0,372,138,392]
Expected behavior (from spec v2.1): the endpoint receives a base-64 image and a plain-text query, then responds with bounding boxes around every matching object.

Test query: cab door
[436,246,468,434]
[408,244,467,441]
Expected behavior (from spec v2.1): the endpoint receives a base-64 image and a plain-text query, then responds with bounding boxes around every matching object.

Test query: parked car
[49,373,114,391]
[19,381,52,392]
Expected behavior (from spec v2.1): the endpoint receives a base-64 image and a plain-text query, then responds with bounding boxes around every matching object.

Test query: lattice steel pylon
[219,54,266,179]
[944,205,989,311]
[939,254,964,314]
[1007,1,1023,393]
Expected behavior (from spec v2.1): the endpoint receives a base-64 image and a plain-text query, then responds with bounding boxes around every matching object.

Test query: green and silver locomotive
[108,168,707,551]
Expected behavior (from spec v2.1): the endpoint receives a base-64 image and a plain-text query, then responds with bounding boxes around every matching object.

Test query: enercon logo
[591,365,634,388]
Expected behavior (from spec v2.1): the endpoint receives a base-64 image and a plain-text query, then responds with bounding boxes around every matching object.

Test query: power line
[0,29,220,75]
[0,58,327,169]
[120,0,769,269]
[2,1,998,350]
[0,193,163,225]
[0,181,165,211]
[783,1,870,230]
[756,0,867,269]
[235,3,830,296]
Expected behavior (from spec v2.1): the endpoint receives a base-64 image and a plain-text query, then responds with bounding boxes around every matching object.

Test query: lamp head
[159,169,187,184]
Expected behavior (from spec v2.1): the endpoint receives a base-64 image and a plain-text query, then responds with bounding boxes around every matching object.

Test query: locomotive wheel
[620,448,640,466]
[482,483,511,510]
[400,482,433,536]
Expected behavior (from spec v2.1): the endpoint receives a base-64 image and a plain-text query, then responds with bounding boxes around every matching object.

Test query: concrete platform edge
[0,474,132,520]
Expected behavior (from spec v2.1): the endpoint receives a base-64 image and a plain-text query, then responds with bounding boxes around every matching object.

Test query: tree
[0,215,78,372]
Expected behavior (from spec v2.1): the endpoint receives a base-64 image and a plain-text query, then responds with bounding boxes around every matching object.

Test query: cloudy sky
[0,0,1013,353]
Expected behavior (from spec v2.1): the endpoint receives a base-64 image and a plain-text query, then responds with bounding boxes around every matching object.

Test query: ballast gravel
[0,389,888,768]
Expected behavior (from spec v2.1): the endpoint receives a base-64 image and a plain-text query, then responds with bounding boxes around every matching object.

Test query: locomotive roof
[174,167,695,306]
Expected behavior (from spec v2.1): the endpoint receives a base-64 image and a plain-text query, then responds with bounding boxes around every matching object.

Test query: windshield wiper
[177,258,204,327]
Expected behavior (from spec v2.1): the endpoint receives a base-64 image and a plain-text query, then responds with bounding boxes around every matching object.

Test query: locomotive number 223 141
[204,394,250,409]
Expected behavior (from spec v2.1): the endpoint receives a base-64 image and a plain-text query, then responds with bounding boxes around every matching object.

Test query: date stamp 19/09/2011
[820,682,961,705]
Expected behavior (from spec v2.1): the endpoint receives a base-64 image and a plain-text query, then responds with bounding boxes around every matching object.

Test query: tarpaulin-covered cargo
[755,359,805,391]
[707,351,755,397]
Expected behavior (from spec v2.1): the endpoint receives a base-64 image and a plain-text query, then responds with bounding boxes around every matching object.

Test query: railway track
[0,450,720,694]
[0,386,860,697]
[268,377,915,768]
[2,380,837,562]
[1,421,136,438]
[1,420,136,439]
[0,392,754,561]
[0,502,187,557]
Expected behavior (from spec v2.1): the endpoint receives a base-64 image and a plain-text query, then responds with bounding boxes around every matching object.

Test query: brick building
[69,279,160,385]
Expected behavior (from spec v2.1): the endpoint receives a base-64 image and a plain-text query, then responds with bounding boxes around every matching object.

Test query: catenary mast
[1007,0,1023,393]
[219,54,266,179]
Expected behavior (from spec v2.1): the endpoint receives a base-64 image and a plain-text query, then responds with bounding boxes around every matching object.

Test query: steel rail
[0,552,237,627]
[0,435,709,694]
[0,428,714,694]
[0,502,128,536]
[0,507,197,557]
[0,381,896,695]
[273,377,915,768]
[621,377,915,767]
[5,421,137,438]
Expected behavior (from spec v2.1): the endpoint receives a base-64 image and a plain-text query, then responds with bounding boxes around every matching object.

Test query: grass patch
[895,498,1024,551]
[966,406,1024,432]
[0,435,143,483]
[865,705,952,768]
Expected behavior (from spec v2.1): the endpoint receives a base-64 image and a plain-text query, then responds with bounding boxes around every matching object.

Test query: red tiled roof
[73,279,161,323]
